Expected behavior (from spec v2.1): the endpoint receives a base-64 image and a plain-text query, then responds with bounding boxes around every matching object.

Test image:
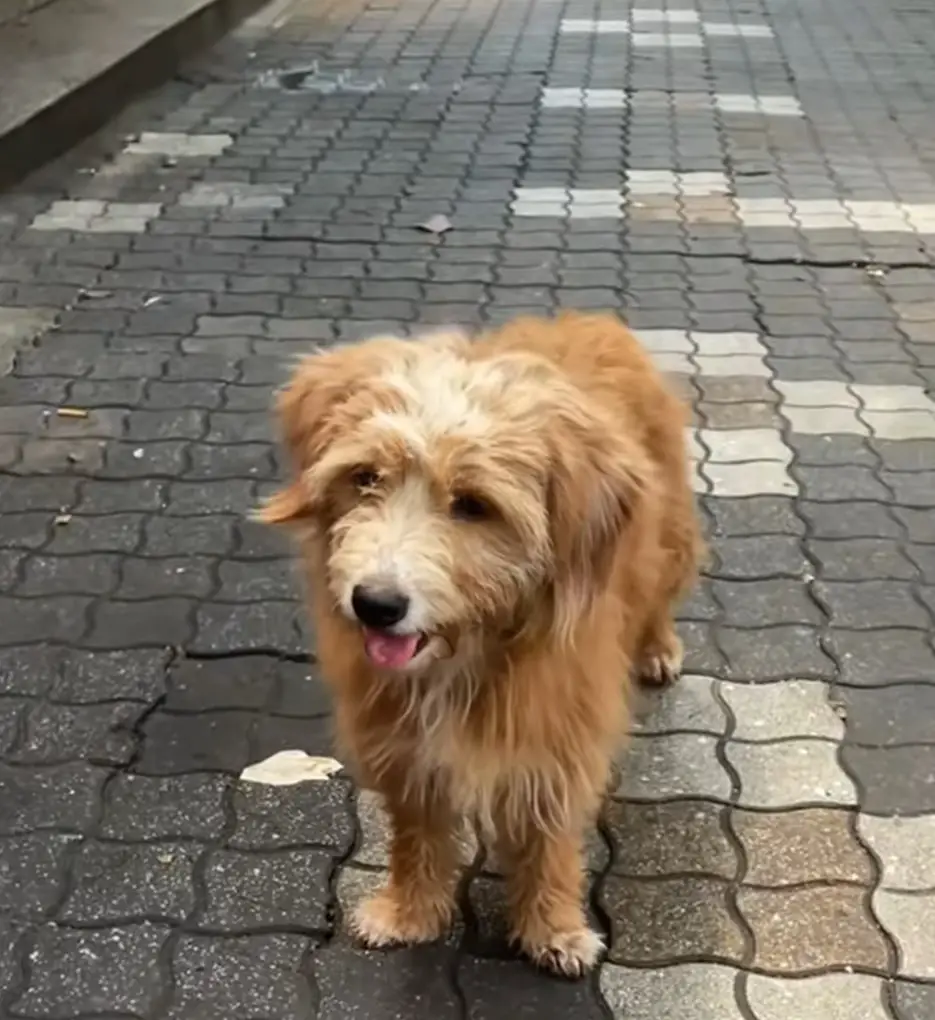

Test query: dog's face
[262,331,651,674]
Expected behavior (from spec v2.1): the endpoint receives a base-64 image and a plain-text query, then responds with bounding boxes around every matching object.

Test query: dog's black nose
[351,585,410,629]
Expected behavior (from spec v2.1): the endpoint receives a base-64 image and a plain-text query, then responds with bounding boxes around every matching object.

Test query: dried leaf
[418,213,452,235]
[240,750,343,786]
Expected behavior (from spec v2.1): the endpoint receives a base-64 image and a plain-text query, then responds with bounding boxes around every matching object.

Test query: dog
[260,311,702,977]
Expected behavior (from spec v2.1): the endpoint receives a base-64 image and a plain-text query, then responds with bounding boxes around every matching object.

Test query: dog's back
[475,311,703,675]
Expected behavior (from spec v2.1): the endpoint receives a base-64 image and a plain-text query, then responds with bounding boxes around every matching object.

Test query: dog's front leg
[350,789,460,947]
[498,822,604,978]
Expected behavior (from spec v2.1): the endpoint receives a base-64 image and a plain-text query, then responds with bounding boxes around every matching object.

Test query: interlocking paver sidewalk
[2,0,935,1015]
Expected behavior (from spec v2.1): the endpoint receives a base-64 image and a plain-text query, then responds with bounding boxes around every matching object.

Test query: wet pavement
[2,0,935,1015]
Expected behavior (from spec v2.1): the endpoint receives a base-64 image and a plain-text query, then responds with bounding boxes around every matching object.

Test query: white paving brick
[513,176,730,216]
[703,23,774,37]
[774,379,858,407]
[559,18,772,38]
[179,182,293,209]
[692,331,763,356]
[747,972,890,1020]
[720,680,843,742]
[124,132,233,157]
[702,461,797,497]
[627,170,731,196]
[653,351,694,375]
[732,197,935,232]
[539,88,804,116]
[694,353,770,378]
[858,814,935,891]
[782,405,867,436]
[726,740,858,809]
[29,200,162,233]
[873,889,935,979]
[703,428,791,464]
[853,383,935,411]
[638,329,694,354]
[863,409,935,439]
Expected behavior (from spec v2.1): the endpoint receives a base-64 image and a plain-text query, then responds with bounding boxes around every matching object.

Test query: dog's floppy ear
[258,346,372,527]
[547,397,656,635]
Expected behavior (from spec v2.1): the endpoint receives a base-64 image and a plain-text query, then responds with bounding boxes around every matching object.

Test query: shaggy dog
[260,311,702,977]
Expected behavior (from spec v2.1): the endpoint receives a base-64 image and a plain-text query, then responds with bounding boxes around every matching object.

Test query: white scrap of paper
[239,750,343,786]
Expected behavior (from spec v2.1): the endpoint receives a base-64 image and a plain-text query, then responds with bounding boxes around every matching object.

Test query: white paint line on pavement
[540,87,804,116]
[560,18,773,38]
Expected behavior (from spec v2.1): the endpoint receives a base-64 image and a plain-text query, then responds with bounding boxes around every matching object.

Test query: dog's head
[261,330,654,674]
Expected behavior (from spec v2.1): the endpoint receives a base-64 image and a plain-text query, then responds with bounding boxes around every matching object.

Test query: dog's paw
[350,888,451,948]
[523,926,605,979]
[636,632,683,687]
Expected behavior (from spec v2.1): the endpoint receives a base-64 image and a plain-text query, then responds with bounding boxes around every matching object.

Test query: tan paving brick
[603,876,746,965]
[738,885,889,972]
[605,801,739,878]
[732,807,873,885]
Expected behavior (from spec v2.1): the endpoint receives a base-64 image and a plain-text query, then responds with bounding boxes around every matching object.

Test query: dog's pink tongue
[363,630,420,669]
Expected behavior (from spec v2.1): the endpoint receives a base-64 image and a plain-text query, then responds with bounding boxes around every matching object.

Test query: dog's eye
[351,468,380,490]
[450,492,491,521]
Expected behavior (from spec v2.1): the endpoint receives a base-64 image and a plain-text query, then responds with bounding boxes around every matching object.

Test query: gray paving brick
[13,923,169,1017]
[61,841,199,923]
[894,981,935,1020]
[200,848,332,931]
[166,933,315,1020]
[10,701,143,765]
[101,773,228,840]
[0,762,108,835]
[840,745,935,815]
[0,834,73,918]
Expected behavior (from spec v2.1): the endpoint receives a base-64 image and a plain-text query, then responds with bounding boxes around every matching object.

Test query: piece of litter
[866,265,887,279]
[132,448,144,459]
[78,289,113,301]
[57,407,89,419]
[240,750,343,786]
[142,295,165,308]
[418,213,453,235]
[53,514,72,526]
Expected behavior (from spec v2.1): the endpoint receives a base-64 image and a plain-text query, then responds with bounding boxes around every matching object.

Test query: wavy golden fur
[261,311,702,976]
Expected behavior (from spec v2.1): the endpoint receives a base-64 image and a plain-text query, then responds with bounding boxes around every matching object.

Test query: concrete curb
[0,0,270,191]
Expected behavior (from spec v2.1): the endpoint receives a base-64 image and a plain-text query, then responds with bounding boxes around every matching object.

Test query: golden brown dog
[261,311,702,977]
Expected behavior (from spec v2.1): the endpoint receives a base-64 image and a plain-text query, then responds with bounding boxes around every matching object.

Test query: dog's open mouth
[362,629,429,669]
